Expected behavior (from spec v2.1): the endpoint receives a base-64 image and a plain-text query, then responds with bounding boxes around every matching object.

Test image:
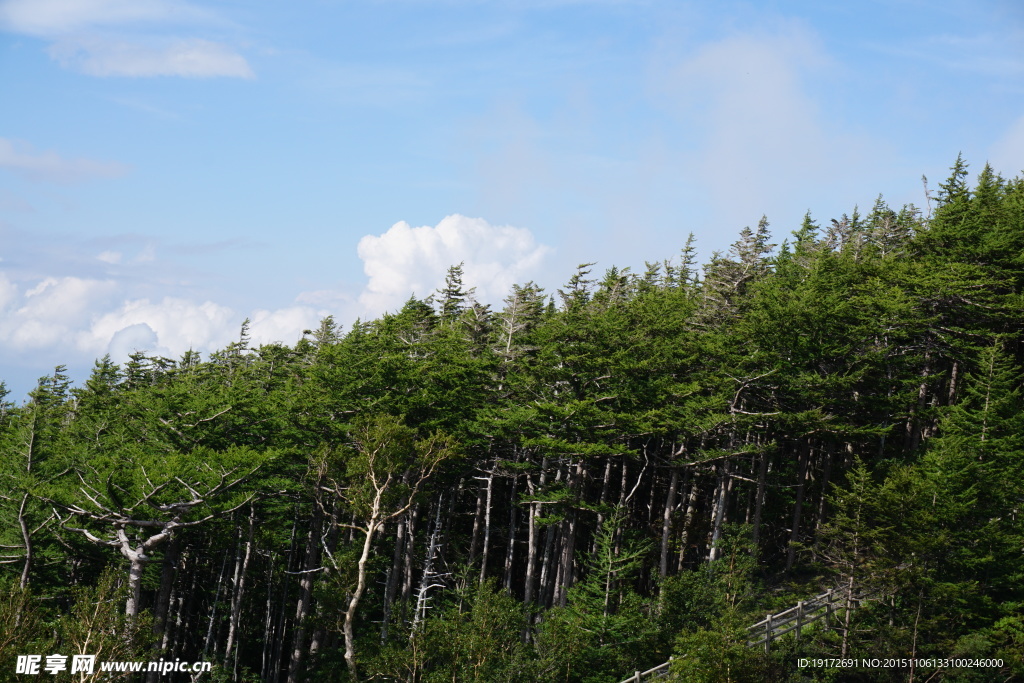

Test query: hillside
[2,157,1023,682]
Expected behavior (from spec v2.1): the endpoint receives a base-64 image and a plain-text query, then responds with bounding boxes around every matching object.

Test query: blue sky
[1,0,1022,399]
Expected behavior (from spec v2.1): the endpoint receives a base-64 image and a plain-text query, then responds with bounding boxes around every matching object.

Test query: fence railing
[746,588,849,653]
[621,588,863,682]
[620,657,674,682]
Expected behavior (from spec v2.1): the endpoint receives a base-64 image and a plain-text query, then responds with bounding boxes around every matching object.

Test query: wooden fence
[746,588,847,653]
[619,657,674,682]
[620,588,860,682]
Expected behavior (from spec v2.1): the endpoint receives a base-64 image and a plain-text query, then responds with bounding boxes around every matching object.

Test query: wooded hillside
[2,157,1023,682]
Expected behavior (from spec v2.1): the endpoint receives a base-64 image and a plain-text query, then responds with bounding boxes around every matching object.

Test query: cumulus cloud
[357,214,551,315]
[249,306,329,346]
[0,276,118,349]
[0,271,333,384]
[48,36,254,79]
[0,214,546,391]
[106,322,158,360]
[0,137,129,183]
[21,277,117,322]
[79,296,237,359]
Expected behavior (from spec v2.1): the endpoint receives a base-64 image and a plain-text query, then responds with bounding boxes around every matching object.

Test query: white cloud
[0,215,546,389]
[0,272,334,374]
[80,296,237,359]
[106,322,158,360]
[20,277,117,325]
[0,137,129,183]
[357,214,550,314]
[48,36,254,79]
[0,0,210,36]
[0,276,117,348]
[249,306,329,346]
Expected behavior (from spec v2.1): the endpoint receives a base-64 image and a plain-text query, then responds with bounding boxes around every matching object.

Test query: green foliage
[0,583,53,683]
[2,157,1023,683]
[533,510,659,682]
[389,579,532,683]
[671,611,770,683]
[54,569,156,680]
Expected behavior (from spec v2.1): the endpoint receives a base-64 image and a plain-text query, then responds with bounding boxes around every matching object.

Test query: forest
[1,156,1023,682]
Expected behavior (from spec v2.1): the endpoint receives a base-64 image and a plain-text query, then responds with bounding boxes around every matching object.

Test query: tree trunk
[524,491,538,605]
[380,512,407,642]
[906,353,932,452]
[752,450,769,548]
[226,508,255,674]
[538,523,559,608]
[126,552,146,620]
[203,549,230,660]
[811,450,833,562]
[160,560,181,653]
[151,537,181,661]
[344,480,388,682]
[678,477,700,569]
[261,555,276,683]
[523,456,548,606]
[538,461,563,607]
[786,443,811,572]
[469,481,484,563]
[18,493,31,589]
[659,468,679,578]
[401,504,419,616]
[708,462,729,562]
[593,456,613,555]
[503,473,519,592]
[554,461,583,607]
[412,496,445,630]
[272,518,299,683]
[287,508,322,683]
[479,465,495,585]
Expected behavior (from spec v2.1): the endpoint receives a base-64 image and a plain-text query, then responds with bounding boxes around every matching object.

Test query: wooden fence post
[764,613,772,654]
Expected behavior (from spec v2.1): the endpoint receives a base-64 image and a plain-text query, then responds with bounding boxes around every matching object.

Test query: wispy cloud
[652,25,880,234]
[96,251,122,264]
[48,36,254,78]
[0,137,129,183]
[0,0,252,79]
[296,57,431,107]
[870,32,1024,79]
[990,115,1024,176]
[0,0,211,36]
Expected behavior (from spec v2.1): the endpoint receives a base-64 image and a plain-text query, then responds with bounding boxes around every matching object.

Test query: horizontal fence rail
[621,657,674,682]
[622,588,866,682]
[746,588,847,652]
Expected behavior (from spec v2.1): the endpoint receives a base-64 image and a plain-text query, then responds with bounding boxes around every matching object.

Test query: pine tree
[437,262,475,321]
